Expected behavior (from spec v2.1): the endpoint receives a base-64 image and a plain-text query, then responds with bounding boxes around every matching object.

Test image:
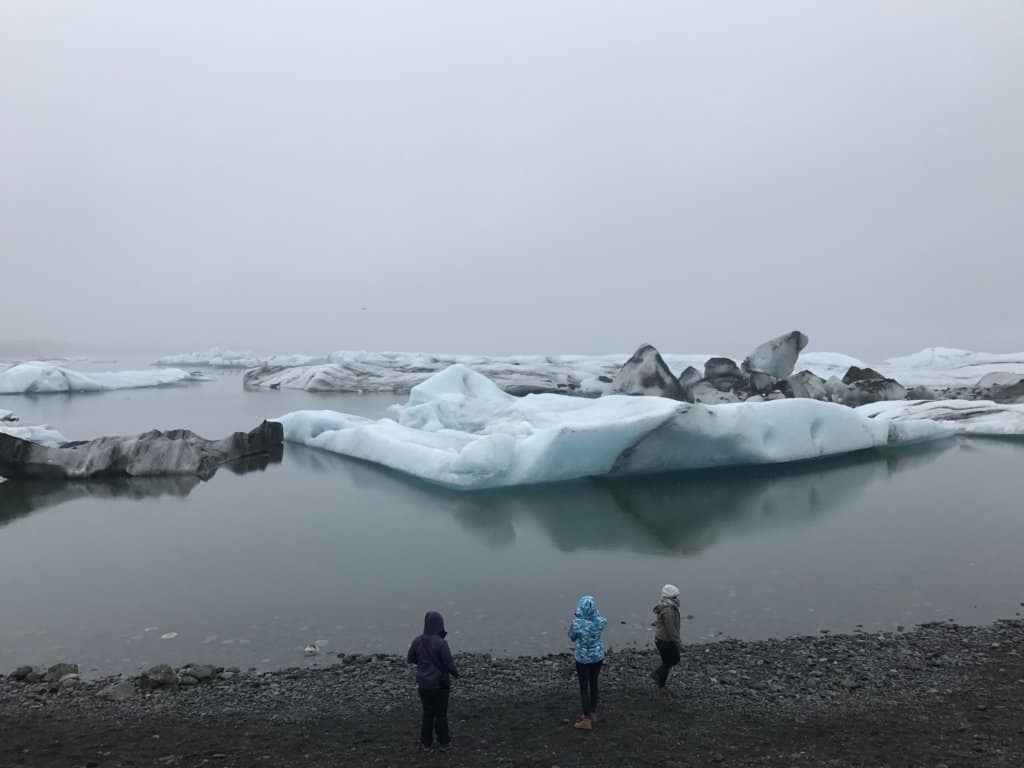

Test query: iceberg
[878,347,1024,388]
[244,347,845,398]
[0,421,283,480]
[609,344,686,400]
[154,348,328,369]
[0,424,68,445]
[276,365,952,490]
[0,363,203,395]
[245,350,710,397]
[857,400,1024,437]
[0,409,16,423]
[743,331,809,379]
[167,342,1024,402]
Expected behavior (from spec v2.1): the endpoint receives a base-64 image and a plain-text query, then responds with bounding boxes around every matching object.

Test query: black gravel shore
[3,620,1023,767]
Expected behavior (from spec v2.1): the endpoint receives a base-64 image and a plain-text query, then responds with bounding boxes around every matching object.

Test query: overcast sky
[1,1,1021,360]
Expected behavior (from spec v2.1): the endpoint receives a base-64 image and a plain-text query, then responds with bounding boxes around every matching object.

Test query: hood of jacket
[576,595,598,619]
[423,611,447,638]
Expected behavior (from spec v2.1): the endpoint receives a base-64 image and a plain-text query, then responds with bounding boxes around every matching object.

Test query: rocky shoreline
[3,619,1023,767]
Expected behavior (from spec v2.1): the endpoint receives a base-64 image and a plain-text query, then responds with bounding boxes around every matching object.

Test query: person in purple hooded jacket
[407,611,460,750]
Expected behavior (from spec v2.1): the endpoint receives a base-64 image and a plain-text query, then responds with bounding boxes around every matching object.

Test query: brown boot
[588,712,598,723]
[573,717,593,730]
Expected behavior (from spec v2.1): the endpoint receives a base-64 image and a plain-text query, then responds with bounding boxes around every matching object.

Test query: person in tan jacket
[651,584,682,688]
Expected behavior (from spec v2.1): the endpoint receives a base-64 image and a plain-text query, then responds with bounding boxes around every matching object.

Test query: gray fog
[2,1,1022,361]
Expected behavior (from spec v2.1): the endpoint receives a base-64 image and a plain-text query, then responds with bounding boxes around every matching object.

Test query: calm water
[2,366,1023,675]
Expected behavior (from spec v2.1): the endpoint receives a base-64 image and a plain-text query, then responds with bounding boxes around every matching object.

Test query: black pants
[575,660,603,716]
[654,639,680,688]
[418,687,450,747]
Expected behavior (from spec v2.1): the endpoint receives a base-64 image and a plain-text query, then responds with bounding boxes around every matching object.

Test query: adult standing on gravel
[567,595,608,730]
[651,584,682,689]
[407,611,459,750]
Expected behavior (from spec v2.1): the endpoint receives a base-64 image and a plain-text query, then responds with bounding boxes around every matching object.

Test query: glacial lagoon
[1,369,1023,674]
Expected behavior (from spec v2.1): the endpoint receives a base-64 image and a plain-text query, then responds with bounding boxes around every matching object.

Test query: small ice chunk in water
[160,632,178,640]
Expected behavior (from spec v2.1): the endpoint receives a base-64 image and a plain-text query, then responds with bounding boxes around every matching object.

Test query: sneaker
[419,743,433,752]
[573,717,593,730]
[588,712,598,723]
[438,744,450,752]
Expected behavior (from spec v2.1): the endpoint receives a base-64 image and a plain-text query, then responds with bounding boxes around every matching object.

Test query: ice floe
[276,365,953,490]
[858,400,1024,437]
[877,348,1024,388]
[0,363,204,394]
[165,343,1024,401]
[0,421,283,480]
[154,348,327,369]
[0,424,68,445]
[245,351,711,397]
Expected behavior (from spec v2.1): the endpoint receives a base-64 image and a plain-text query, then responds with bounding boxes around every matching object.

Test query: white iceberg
[245,350,715,396]
[0,363,203,394]
[165,343,1024,397]
[794,352,870,380]
[154,348,329,369]
[877,347,1024,388]
[276,365,952,490]
[0,424,68,445]
[857,399,1024,437]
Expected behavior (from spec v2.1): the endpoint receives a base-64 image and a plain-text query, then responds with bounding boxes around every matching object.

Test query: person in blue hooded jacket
[567,595,608,730]
[407,611,459,749]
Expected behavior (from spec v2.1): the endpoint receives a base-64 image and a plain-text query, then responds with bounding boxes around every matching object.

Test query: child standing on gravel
[407,611,459,750]
[651,584,682,689]
[568,595,608,730]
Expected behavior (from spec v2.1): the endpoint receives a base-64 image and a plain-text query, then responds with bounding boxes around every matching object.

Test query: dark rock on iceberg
[828,377,908,407]
[0,421,284,481]
[610,344,685,400]
[704,357,742,380]
[996,380,1024,403]
[842,366,885,385]
[742,331,809,379]
[702,357,748,392]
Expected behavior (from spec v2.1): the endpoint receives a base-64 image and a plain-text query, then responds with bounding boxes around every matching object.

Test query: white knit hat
[661,584,680,599]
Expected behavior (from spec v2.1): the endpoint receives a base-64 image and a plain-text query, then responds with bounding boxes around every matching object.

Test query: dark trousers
[654,639,680,688]
[575,660,603,716]
[418,687,450,747]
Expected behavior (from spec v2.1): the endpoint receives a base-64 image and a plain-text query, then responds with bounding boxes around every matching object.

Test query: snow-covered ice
[0,424,68,445]
[877,348,1024,388]
[276,365,953,490]
[0,363,203,394]
[858,399,1024,437]
[244,349,862,396]
[154,348,328,369]
[164,344,1024,396]
[246,351,713,396]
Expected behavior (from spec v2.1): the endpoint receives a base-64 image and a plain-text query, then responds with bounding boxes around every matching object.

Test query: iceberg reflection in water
[3,435,1023,672]
[285,440,953,557]
[0,447,282,528]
